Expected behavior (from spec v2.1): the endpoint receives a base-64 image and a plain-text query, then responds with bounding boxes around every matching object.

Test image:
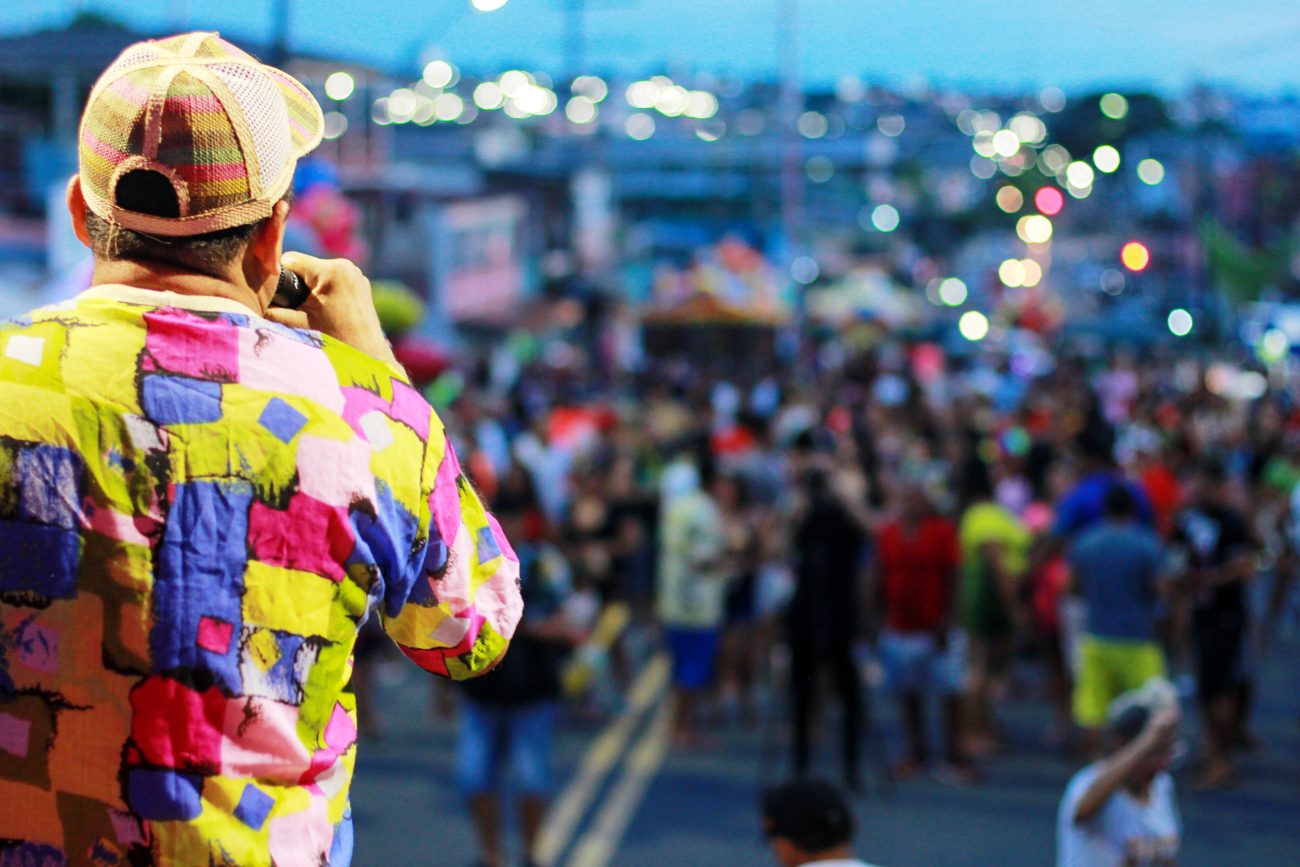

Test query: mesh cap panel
[211,63,293,197]
[78,31,323,237]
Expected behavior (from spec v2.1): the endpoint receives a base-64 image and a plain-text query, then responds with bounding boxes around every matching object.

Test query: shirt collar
[79,283,262,317]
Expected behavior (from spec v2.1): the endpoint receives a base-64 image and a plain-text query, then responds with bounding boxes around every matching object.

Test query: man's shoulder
[1061,762,1103,803]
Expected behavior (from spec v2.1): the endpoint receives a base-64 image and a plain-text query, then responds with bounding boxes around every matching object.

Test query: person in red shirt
[875,479,974,781]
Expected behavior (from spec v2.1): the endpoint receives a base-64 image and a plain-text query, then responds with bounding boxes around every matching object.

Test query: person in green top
[958,462,1033,755]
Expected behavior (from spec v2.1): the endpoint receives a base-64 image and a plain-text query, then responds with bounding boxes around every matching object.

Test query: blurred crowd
[363,332,1300,865]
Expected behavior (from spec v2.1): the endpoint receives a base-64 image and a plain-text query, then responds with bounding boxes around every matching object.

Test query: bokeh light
[1038,144,1071,176]
[626,113,655,140]
[992,129,1021,158]
[959,311,990,341]
[472,0,509,11]
[571,75,608,102]
[655,85,690,117]
[996,186,1024,213]
[1167,309,1194,337]
[1020,259,1043,287]
[322,111,348,139]
[791,256,820,285]
[685,91,720,119]
[515,84,556,116]
[938,278,968,306]
[877,113,906,137]
[1137,158,1166,185]
[798,111,829,139]
[1039,86,1066,112]
[387,88,418,123]
[1008,112,1047,145]
[871,204,901,232]
[1034,186,1064,216]
[1092,145,1121,173]
[500,70,531,98]
[627,80,658,109]
[473,81,505,110]
[1099,92,1129,119]
[434,92,464,122]
[805,156,834,183]
[324,71,355,102]
[1065,160,1095,189]
[422,60,455,89]
[1121,241,1151,271]
[1100,269,1126,295]
[696,121,726,142]
[565,96,597,124]
[1259,329,1291,364]
[999,258,1027,287]
[1017,215,1054,244]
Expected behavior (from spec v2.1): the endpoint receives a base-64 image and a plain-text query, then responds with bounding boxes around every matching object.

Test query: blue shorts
[880,629,967,695]
[664,627,720,690]
[456,699,556,797]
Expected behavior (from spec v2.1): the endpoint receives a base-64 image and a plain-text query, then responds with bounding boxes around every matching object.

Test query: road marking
[565,699,672,867]
[534,653,669,867]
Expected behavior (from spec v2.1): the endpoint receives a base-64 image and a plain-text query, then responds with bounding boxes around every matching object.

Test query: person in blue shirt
[1054,425,1154,540]
[1069,485,1168,752]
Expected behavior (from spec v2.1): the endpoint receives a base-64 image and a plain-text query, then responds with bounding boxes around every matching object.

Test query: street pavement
[351,634,1300,866]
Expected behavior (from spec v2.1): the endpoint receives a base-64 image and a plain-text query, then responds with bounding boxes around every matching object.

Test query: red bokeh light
[1034,186,1064,216]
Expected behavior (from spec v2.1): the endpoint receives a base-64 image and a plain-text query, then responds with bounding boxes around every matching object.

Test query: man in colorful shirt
[0,33,522,865]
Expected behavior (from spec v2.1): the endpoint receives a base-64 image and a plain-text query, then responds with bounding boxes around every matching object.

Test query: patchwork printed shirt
[0,285,523,866]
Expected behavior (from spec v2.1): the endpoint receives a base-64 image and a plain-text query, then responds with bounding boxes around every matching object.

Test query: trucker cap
[78,31,324,237]
[1106,676,1179,743]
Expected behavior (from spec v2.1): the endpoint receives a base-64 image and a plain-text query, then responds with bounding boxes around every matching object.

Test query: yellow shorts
[1072,635,1167,728]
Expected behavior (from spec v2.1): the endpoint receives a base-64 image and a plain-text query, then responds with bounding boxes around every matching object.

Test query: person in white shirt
[761,779,884,867]
[1057,679,1182,867]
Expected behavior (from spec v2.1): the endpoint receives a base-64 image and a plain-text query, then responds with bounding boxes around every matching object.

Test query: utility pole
[777,0,803,262]
[170,0,190,29]
[270,0,290,66]
[563,0,586,85]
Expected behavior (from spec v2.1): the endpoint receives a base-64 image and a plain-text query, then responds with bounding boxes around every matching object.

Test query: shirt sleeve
[1129,481,1156,526]
[377,409,523,680]
[1053,490,1085,538]
[692,507,726,578]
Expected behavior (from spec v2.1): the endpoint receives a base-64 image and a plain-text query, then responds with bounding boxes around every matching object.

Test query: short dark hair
[1075,423,1116,465]
[1104,483,1136,520]
[1195,458,1227,484]
[761,779,854,853]
[84,169,289,276]
[1107,703,1151,746]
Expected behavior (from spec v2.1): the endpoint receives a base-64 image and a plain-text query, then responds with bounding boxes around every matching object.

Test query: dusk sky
[3,1,1298,92]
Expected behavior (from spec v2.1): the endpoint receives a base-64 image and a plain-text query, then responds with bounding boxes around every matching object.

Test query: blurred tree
[1201,219,1295,303]
[1051,92,1173,154]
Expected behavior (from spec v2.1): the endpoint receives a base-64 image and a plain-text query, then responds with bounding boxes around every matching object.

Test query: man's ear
[247,199,291,299]
[769,837,801,867]
[66,175,92,248]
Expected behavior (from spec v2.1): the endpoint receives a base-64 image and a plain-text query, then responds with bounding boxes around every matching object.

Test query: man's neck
[798,844,857,865]
[91,260,265,316]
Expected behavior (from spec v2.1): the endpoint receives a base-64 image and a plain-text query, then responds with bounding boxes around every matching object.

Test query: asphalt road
[350,633,1300,867]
